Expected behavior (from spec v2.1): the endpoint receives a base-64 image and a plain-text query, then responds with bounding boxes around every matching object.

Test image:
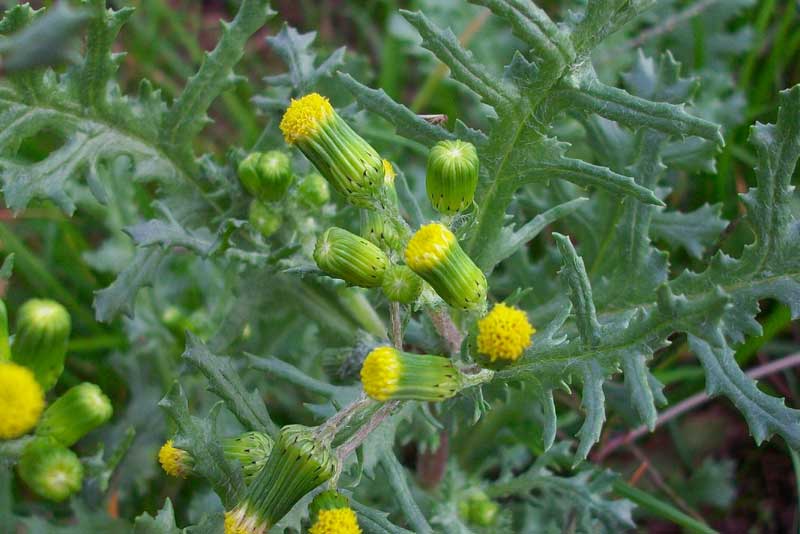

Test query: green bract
[225,425,336,532]
[11,299,70,391]
[314,227,389,288]
[17,437,83,502]
[36,382,113,446]
[426,139,479,215]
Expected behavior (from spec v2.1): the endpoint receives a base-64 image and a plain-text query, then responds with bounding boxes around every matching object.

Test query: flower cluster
[1,298,114,503]
[163,94,540,532]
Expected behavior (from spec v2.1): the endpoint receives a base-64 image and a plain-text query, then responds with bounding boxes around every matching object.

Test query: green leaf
[183,333,279,437]
[263,24,345,93]
[380,451,433,534]
[0,2,89,72]
[160,0,274,153]
[134,499,182,534]
[337,72,455,147]
[399,10,514,109]
[650,203,728,259]
[93,247,167,322]
[351,499,415,534]
[483,197,588,273]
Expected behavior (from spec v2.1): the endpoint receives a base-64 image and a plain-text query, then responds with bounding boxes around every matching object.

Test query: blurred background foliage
[0,0,799,532]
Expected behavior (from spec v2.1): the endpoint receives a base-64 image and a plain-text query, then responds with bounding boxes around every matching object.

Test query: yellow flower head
[0,361,45,439]
[360,347,401,401]
[382,159,396,184]
[158,440,193,478]
[280,93,335,144]
[310,508,362,534]
[477,303,535,362]
[405,223,456,271]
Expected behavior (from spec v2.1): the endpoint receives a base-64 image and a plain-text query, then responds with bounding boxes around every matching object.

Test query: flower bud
[381,265,423,304]
[475,303,535,367]
[458,490,499,526]
[238,150,294,202]
[404,223,487,310]
[158,440,194,478]
[426,140,479,215]
[280,93,383,207]
[308,490,362,534]
[360,346,461,402]
[36,382,113,446]
[0,361,45,439]
[18,437,83,502]
[249,200,283,238]
[11,299,70,390]
[297,172,331,208]
[314,227,388,288]
[222,431,274,484]
[225,425,336,533]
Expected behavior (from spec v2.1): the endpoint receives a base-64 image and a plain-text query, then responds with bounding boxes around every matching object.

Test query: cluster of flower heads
[202,92,539,532]
[0,299,113,502]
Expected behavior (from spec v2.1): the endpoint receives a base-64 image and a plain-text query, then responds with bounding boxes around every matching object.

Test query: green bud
[18,437,83,502]
[222,431,274,484]
[36,382,113,446]
[11,299,71,390]
[459,490,499,526]
[426,140,479,215]
[470,498,499,526]
[405,223,487,310]
[280,93,383,208]
[361,209,402,252]
[314,227,389,288]
[238,150,294,202]
[381,265,423,304]
[0,299,10,362]
[249,200,283,238]
[225,425,336,533]
[297,172,330,208]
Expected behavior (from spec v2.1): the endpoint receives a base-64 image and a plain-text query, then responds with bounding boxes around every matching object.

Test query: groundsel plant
[0,0,797,532]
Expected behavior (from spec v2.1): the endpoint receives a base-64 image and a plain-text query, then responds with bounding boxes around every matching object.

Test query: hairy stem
[427,306,463,355]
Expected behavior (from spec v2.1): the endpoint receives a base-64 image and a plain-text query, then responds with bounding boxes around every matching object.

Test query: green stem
[612,480,717,534]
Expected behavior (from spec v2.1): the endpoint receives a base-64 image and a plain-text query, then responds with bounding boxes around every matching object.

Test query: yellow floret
[158,440,192,478]
[280,93,335,144]
[382,159,396,184]
[0,362,45,439]
[309,508,362,534]
[404,223,456,271]
[477,303,535,362]
[360,347,401,401]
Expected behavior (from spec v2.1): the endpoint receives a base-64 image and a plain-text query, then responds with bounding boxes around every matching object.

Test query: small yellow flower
[477,303,535,363]
[0,361,45,439]
[404,223,456,272]
[309,508,362,534]
[360,347,400,401]
[158,440,193,478]
[279,93,335,144]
